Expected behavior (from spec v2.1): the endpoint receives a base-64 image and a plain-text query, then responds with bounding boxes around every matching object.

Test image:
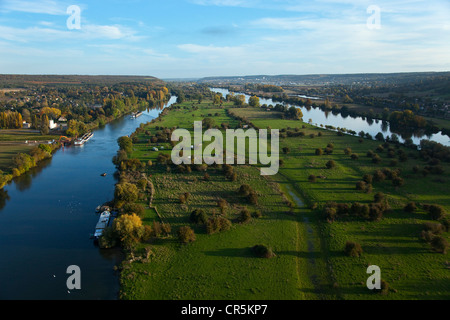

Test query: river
[0,96,177,300]
[211,88,450,147]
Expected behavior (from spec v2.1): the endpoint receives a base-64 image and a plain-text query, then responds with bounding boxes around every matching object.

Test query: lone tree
[238,207,252,223]
[374,280,390,295]
[239,184,253,197]
[344,241,363,257]
[190,209,208,225]
[113,213,145,249]
[425,204,446,220]
[248,95,260,108]
[326,160,336,169]
[404,202,417,213]
[252,244,275,258]
[430,236,449,254]
[178,226,196,244]
[206,216,232,235]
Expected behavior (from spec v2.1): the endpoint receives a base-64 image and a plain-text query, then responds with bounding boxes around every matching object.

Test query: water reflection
[13,157,53,192]
[0,189,9,211]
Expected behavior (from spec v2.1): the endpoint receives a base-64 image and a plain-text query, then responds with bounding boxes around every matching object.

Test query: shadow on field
[277,250,344,259]
[203,247,256,258]
[351,223,421,239]
[298,285,370,298]
[361,244,428,255]
[399,278,450,299]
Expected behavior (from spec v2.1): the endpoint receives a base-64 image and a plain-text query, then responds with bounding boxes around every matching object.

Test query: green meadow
[119,99,450,300]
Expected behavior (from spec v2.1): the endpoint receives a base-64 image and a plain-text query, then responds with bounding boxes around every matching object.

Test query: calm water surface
[0,96,176,300]
[211,88,450,147]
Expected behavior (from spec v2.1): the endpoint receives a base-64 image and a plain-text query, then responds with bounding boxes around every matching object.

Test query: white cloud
[0,0,67,15]
[189,0,256,7]
[0,23,142,42]
[178,43,245,55]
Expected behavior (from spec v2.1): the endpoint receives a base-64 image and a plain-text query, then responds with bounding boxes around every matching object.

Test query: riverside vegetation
[0,76,171,189]
[104,91,449,300]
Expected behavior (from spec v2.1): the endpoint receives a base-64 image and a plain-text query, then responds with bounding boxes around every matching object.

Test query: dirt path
[285,185,322,294]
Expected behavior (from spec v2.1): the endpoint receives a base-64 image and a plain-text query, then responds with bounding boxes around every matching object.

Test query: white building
[49,120,58,130]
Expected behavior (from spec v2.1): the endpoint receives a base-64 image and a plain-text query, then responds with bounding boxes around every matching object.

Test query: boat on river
[131,111,143,119]
[93,211,111,240]
[74,132,94,146]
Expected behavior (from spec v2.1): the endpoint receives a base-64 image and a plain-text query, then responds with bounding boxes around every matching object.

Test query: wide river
[211,88,450,147]
[0,96,177,300]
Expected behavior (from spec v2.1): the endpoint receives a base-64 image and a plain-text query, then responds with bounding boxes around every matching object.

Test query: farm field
[0,129,57,173]
[0,129,56,142]
[0,144,34,173]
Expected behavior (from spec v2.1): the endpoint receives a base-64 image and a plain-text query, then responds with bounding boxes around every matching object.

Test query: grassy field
[119,100,328,300]
[0,129,57,173]
[233,106,450,299]
[118,99,450,300]
[0,129,56,142]
[0,144,34,172]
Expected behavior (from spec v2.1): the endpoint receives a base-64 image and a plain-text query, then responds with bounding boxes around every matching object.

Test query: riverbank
[0,142,60,189]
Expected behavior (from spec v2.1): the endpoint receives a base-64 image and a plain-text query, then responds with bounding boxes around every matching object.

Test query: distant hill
[198,72,450,86]
[0,74,163,88]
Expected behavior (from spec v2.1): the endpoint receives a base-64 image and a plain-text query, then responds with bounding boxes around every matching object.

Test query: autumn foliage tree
[178,226,196,244]
[112,213,145,249]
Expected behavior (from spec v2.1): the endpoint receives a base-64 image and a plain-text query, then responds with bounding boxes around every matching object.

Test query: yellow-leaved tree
[113,213,145,248]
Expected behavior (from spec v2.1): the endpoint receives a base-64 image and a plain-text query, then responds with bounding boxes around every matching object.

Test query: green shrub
[404,202,417,213]
[425,204,446,220]
[190,209,208,225]
[252,245,275,258]
[177,226,196,244]
[326,160,336,169]
[122,203,145,217]
[344,241,363,257]
[206,216,232,235]
[374,280,390,295]
[252,210,262,218]
[238,207,252,223]
[430,236,449,254]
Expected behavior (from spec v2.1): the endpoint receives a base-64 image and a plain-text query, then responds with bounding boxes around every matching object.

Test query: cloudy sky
[0,0,449,78]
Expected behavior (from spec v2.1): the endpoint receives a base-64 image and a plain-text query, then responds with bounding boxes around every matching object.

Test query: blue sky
[0,0,449,78]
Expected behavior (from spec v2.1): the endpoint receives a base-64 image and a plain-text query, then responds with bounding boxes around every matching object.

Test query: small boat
[74,132,94,146]
[131,111,143,119]
[101,173,107,177]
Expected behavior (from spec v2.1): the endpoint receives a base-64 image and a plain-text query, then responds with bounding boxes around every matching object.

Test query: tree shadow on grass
[277,250,345,260]
[351,223,422,239]
[361,244,429,255]
[203,247,258,259]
